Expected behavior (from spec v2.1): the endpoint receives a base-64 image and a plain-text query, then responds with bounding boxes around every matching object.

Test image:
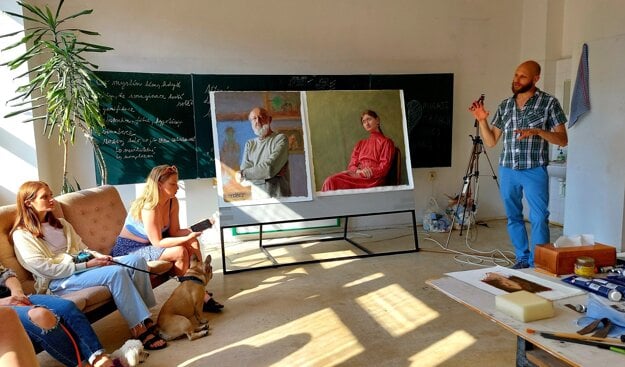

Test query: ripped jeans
[12,294,104,367]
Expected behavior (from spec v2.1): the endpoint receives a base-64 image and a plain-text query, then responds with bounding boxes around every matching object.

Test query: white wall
[560,1,625,250]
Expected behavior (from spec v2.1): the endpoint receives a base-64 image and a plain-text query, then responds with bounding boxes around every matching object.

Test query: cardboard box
[534,243,616,275]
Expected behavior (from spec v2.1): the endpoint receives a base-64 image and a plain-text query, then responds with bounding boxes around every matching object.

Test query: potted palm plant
[1,0,113,192]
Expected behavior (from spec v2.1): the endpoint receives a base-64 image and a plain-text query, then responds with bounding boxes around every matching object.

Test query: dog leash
[59,322,83,367]
[109,259,170,277]
[108,259,192,283]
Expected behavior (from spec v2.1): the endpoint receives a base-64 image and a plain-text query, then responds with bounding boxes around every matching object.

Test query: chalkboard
[95,71,199,184]
[94,72,453,184]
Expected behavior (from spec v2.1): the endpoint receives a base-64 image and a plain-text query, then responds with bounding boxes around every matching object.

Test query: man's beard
[512,81,534,95]
[253,124,270,138]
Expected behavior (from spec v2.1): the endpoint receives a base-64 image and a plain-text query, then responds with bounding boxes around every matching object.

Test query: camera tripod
[444,108,500,247]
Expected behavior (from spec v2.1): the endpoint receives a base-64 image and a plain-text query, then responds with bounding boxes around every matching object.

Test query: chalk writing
[94,71,198,185]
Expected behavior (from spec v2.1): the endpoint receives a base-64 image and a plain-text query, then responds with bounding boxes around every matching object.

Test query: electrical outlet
[428,171,437,182]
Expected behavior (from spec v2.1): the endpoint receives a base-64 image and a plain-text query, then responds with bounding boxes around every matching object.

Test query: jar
[574,256,596,277]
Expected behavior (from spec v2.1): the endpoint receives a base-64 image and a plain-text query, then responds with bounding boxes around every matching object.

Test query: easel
[219,209,419,274]
[445,94,499,247]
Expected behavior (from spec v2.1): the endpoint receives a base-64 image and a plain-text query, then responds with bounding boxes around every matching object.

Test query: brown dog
[157,254,213,341]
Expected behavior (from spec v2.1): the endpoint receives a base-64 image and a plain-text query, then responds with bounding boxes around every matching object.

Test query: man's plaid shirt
[491,89,567,170]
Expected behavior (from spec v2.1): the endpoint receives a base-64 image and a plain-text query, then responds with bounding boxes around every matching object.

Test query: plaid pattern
[492,89,567,169]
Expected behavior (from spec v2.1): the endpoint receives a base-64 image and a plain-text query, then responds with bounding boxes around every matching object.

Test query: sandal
[137,326,167,350]
[203,297,223,313]
[144,317,155,329]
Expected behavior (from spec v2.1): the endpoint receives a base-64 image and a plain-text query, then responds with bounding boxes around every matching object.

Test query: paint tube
[591,278,625,301]
[563,276,623,301]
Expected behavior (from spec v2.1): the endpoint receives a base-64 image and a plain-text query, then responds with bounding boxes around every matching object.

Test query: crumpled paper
[553,234,595,248]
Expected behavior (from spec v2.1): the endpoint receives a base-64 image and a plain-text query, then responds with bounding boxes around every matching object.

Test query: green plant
[1,0,113,192]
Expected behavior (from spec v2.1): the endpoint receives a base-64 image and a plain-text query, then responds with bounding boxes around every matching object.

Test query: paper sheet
[553,234,595,247]
[446,266,585,301]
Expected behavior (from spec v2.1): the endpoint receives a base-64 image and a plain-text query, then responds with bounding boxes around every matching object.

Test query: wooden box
[534,243,616,275]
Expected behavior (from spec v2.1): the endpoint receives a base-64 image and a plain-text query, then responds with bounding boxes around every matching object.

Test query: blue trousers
[499,166,550,267]
[49,254,156,328]
[13,295,103,366]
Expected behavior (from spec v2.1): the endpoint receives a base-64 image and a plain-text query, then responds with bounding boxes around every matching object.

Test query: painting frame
[305,90,414,196]
[211,91,313,207]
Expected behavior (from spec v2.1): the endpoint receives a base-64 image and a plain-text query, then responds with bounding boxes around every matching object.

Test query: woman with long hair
[11,181,167,351]
[322,110,396,191]
[112,165,223,312]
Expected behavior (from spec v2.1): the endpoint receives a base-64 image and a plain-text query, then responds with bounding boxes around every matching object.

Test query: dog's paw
[188,329,210,341]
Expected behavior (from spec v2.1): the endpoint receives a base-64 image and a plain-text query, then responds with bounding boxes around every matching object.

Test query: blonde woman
[113,165,223,312]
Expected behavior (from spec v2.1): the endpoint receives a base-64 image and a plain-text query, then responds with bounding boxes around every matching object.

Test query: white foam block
[495,290,555,322]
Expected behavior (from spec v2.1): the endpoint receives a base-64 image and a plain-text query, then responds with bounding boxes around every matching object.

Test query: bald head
[248,107,273,138]
[519,60,541,77]
[512,60,541,95]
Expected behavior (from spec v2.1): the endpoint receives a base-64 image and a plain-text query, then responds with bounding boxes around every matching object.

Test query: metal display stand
[219,209,419,274]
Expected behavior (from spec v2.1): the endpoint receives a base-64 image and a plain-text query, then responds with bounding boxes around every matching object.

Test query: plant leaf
[1,10,45,25]
[3,104,45,118]
[58,9,93,23]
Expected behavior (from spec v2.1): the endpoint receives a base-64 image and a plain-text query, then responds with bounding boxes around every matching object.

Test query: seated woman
[322,110,396,191]
[11,181,167,351]
[1,263,114,367]
[112,165,223,313]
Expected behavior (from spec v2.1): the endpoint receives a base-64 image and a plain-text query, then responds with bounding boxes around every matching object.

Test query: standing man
[469,60,568,269]
[236,107,291,198]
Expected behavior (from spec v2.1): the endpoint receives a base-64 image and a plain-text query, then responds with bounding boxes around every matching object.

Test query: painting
[276,127,305,154]
[446,266,584,301]
[306,90,414,195]
[265,92,302,119]
[211,91,312,206]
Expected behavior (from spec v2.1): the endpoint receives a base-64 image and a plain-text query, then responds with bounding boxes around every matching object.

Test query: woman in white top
[11,181,167,350]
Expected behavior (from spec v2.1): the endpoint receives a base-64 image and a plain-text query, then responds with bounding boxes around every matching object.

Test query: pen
[610,346,625,355]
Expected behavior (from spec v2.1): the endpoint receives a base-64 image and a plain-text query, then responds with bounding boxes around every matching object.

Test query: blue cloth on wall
[569,43,590,128]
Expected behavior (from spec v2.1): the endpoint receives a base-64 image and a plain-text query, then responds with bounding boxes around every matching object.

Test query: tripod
[444,115,499,247]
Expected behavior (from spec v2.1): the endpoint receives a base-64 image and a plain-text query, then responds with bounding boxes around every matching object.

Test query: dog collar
[177,275,204,284]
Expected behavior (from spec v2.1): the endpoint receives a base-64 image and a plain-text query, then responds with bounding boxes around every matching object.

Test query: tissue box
[534,243,616,275]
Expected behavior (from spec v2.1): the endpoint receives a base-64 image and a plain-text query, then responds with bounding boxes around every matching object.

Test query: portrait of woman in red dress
[322,110,396,191]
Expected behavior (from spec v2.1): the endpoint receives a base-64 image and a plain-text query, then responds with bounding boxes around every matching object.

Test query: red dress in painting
[322,131,395,191]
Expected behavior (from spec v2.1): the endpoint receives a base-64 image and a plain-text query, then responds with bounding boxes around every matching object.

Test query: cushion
[56,185,127,255]
[60,286,112,312]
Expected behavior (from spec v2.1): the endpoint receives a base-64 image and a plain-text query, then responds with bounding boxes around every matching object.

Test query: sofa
[0,185,172,322]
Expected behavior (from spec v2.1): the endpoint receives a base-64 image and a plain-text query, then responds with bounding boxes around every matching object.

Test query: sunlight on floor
[343,272,385,288]
[319,258,359,269]
[356,284,438,337]
[229,269,310,299]
[178,308,364,367]
[408,330,476,367]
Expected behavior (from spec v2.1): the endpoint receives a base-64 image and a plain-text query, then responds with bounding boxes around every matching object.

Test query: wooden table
[427,272,624,367]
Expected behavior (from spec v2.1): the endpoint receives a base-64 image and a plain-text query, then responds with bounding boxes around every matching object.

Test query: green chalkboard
[94,72,453,185]
[95,71,199,184]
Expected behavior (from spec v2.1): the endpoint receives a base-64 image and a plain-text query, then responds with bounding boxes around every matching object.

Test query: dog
[111,339,149,367]
[157,254,213,341]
